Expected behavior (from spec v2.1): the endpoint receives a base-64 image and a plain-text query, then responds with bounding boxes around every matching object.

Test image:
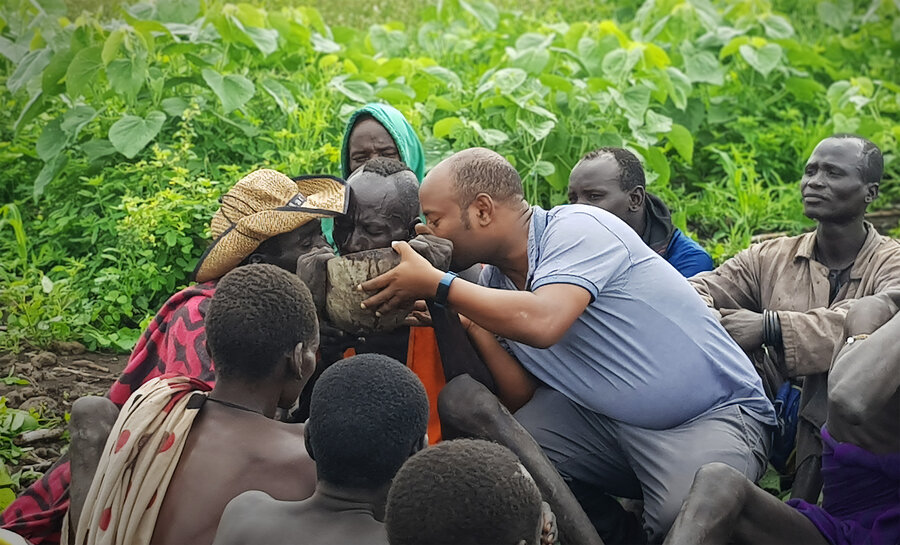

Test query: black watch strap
[434,271,458,307]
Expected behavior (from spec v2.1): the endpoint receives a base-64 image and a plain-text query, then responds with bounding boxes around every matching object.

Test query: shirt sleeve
[530,210,633,300]
[666,230,714,278]
[689,245,763,311]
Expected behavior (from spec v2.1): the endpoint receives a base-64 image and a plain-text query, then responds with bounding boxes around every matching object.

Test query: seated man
[568,147,712,277]
[663,291,900,545]
[386,439,544,545]
[212,353,429,545]
[71,264,319,545]
[689,134,900,500]
[361,147,776,543]
[296,157,450,442]
[1,170,346,545]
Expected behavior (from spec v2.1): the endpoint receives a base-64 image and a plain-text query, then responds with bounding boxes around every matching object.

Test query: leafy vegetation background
[1,0,898,353]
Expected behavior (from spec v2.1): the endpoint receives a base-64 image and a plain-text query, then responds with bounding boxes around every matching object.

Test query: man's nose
[806,173,826,188]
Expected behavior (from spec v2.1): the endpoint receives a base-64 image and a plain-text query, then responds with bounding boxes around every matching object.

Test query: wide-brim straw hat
[193,169,347,283]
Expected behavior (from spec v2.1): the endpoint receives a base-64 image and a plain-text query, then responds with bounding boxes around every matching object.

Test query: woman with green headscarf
[321,103,425,246]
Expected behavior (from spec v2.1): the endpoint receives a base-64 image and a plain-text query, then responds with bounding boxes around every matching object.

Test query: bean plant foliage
[0,0,898,352]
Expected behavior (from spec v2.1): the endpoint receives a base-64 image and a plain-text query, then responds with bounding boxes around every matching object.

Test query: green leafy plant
[0,0,897,352]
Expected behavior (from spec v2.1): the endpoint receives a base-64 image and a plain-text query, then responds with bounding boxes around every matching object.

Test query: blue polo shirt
[480,205,775,429]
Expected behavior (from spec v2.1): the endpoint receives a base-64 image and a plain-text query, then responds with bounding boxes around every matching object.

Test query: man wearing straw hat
[0,169,347,545]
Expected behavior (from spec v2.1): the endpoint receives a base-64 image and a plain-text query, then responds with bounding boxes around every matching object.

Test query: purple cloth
[787,427,900,545]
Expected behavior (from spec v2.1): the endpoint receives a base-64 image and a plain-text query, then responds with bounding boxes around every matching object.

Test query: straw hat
[193,169,347,283]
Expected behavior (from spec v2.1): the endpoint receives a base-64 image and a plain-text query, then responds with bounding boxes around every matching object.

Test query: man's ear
[472,193,495,226]
[304,424,316,461]
[410,434,427,457]
[628,186,646,212]
[288,342,303,379]
[865,183,879,204]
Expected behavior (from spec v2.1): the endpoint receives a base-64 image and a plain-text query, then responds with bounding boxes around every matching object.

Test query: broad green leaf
[518,118,555,141]
[41,48,74,95]
[107,56,147,99]
[739,43,781,77]
[41,275,54,293]
[761,15,794,39]
[683,48,724,85]
[14,91,45,133]
[616,85,650,122]
[202,68,256,113]
[8,48,51,94]
[161,97,190,117]
[102,29,125,65]
[509,46,550,75]
[65,46,103,98]
[423,66,462,90]
[157,0,200,23]
[642,146,670,187]
[0,487,13,511]
[33,153,67,199]
[668,123,694,164]
[329,76,374,103]
[81,139,118,162]
[0,35,27,64]
[433,117,463,139]
[468,121,508,146]
[369,25,407,56]
[645,110,673,133]
[311,33,341,53]
[818,0,851,30]
[533,160,555,176]
[786,77,826,103]
[376,83,416,104]
[666,67,691,110]
[492,68,527,94]
[61,105,98,137]
[261,78,297,114]
[108,111,166,159]
[36,118,67,161]
[242,25,279,56]
[459,0,499,30]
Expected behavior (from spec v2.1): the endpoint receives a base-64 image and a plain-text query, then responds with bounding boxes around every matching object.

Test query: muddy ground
[0,344,127,480]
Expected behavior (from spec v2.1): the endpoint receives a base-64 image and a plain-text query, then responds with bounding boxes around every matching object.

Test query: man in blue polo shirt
[360,148,776,543]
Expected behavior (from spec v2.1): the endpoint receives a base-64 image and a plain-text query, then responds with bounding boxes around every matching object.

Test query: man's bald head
[433,148,524,209]
[824,134,883,186]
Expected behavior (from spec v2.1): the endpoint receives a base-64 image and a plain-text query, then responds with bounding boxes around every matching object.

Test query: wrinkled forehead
[348,173,417,218]
[569,154,623,191]
[420,165,459,213]
[807,138,865,168]
[348,117,395,149]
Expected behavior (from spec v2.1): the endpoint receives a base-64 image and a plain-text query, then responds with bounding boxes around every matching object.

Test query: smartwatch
[434,271,458,307]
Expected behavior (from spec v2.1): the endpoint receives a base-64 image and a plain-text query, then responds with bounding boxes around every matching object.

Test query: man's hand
[408,233,453,271]
[404,300,433,327]
[540,501,558,545]
[360,241,444,314]
[844,290,900,336]
[719,308,764,352]
[296,246,334,314]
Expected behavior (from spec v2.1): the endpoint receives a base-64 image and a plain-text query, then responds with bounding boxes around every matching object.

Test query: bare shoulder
[213,490,280,545]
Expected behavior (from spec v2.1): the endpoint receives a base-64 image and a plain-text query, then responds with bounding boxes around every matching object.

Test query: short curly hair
[448,147,524,208]
[386,439,543,545]
[206,264,317,382]
[306,354,428,490]
[578,147,646,192]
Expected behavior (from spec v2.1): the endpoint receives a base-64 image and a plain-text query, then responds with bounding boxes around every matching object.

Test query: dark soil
[0,344,127,479]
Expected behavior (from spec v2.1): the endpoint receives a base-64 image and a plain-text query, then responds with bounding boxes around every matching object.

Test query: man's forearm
[466,322,537,412]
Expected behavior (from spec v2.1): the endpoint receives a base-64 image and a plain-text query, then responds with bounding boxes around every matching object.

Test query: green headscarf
[340,103,426,181]
[323,103,426,248]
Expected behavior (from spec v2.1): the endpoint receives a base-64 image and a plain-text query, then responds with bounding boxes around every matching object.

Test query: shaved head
[435,147,524,209]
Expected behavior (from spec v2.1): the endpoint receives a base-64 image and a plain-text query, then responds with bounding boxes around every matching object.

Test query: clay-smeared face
[801,138,877,223]
[347,117,401,175]
[251,220,328,272]
[334,171,419,254]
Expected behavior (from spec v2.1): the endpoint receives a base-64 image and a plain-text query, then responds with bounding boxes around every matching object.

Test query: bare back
[150,403,316,545]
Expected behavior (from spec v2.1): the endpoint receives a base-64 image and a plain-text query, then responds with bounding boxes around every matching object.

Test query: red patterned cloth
[1,283,218,545]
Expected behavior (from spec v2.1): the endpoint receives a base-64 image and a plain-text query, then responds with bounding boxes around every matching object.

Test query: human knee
[70,396,118,440]
[693,462,746,490]
[438,375,499,429]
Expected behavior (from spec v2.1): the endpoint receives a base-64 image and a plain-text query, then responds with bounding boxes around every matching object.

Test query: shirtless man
[70,265,319,545]
[213,354,429,545]
[663,290,900,545]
